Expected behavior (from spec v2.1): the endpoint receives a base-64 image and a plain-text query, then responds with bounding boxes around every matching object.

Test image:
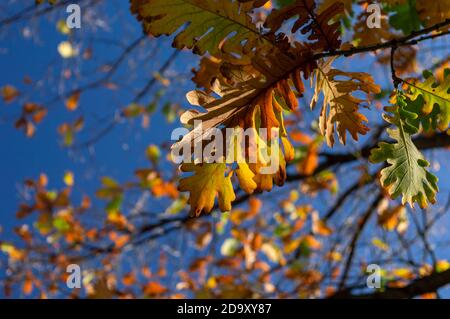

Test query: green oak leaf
[386,0,422,35]
[370,94,438,208]
[402,95,440,132]
[404,69,450,131]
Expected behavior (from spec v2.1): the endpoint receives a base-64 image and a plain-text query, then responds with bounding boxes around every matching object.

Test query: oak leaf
[264,0,344,51]
[310,58,381,146]
[370,94,438,208]
[404,69,450,131]
[131,0,270,58]
[178,163,236,216]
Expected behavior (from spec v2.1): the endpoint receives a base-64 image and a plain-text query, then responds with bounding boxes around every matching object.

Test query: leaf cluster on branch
[130,0,450,216]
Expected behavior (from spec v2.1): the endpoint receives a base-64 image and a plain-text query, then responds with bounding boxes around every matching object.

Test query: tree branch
[333,269,450,299]
[338,193,383,290]
[314,19,450,60]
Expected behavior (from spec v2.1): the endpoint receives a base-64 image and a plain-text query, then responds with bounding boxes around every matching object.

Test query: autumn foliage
[0,0,450,299]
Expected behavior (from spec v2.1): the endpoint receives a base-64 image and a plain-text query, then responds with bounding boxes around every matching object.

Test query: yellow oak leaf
[235,162,257,194]
[310,58,381,146]
[179,163,236,216]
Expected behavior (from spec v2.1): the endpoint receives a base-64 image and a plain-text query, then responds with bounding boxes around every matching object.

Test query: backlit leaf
[370,93,438,208]
[310,58,381,146]
[179,163,236,216]
[131,0,270,58]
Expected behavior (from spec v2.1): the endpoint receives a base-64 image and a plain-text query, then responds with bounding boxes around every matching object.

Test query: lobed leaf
[404,69,450,131]
[264,0,344,51]
[131,0,270,57]
[310,58,381,146]
[178,163,235,216]
[370,93,438,208]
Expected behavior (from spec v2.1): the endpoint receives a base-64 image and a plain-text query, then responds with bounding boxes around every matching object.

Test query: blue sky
[0,1,195,237]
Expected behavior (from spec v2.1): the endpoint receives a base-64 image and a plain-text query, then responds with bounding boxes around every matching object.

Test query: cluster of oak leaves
[129,0,449,216]
[0,0,449,298]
